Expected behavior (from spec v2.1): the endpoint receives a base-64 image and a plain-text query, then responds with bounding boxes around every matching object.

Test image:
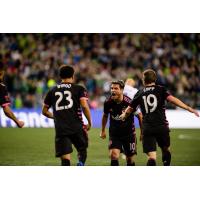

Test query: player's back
[132,85,170,128]
[44,83,87,136]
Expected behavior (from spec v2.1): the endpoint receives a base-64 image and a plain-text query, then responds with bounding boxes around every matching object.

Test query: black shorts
[55,132,88,157]
[142,125,170,153]
[109,134,137,157]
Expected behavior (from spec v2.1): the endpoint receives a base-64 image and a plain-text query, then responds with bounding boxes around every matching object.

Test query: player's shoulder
[155,84,168,91]
[73,83,86,91]
[104,96,112,104]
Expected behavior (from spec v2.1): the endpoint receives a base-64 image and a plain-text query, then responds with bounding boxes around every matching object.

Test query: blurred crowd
[0,33,200,109]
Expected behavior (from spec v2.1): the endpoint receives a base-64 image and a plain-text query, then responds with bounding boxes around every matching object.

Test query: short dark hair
[59,65,74,79]
[111,80,125,89]
[143,69,157,84]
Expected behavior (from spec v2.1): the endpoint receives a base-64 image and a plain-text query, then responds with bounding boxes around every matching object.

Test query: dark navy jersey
[104,95,136,138]
[0,83,10,107]
[44,82,88,136]
[130,85,170,128]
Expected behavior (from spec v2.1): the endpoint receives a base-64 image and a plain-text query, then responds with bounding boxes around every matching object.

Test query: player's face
[111,84,122,100]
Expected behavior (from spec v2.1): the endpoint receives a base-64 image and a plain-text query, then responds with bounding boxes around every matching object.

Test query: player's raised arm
[100,113,108,139]
[42,104,54,119]
[80,98,92,131]
[167,95,199,117]
[3,105,24,128]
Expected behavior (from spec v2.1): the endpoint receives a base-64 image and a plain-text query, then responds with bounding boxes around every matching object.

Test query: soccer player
[100,80,143,166]
[0,64,24,128]
[120,69,199,166]
[42,65,92,166]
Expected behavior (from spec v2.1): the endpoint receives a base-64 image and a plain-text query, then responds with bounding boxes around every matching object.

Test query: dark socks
[162,151,171,166]
[127,161,135,166]
[147,159,156,166]
[61,159,70,166]
[78,149,87,165]
[111,160,119,166]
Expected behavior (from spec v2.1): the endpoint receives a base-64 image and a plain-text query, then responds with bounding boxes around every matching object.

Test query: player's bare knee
[110,150,120,160]
[147,151,156,160]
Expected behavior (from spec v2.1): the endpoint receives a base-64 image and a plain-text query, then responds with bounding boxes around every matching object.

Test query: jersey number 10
[142,94,157,113]
[55,91,73,111]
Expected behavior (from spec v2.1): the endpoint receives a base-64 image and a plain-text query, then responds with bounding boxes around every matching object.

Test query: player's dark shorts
[109,134,137,157]
[142,125,170,153]
[55,131,88,157]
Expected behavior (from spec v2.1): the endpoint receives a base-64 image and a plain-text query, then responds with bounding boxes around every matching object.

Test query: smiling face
[111,83,123,101]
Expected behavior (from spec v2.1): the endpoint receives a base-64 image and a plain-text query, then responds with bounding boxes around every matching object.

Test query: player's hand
[100,131,106,139]
[17,120,25,128]
[86,124,91,131]
[193,110,200,117]
[119,113,126,121]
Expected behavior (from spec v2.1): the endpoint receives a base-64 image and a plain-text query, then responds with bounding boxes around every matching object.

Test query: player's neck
[114,95,123,104]
[61,78,73,84]
[145,83,156,87]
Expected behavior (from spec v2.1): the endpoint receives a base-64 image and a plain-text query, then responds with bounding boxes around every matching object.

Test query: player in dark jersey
[100,80,143,166]
[120,69,199,166]
[0,64,24,128]
[42,65,92,166]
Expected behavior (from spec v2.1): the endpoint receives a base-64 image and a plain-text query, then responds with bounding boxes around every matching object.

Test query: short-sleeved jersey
[0,83,11,107]
[130,85,170,129]
[104,95,136,138]
[44,82,88,136]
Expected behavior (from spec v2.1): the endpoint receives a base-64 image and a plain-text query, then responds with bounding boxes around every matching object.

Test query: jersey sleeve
[162,86,171,100]
[103,101,110,116]
[130,91,140,111]
[79,86,88,100]
[44,90,53,108]
[0,84,11,107]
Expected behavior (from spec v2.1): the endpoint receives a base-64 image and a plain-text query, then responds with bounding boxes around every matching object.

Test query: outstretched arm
[42,105,54,119]
[3,105,24,128]
[80,98,92,131]
[167,95,199,117]
[119,106,134,121]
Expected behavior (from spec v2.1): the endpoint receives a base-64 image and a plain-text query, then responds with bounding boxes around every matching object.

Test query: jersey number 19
[142,94,157,113]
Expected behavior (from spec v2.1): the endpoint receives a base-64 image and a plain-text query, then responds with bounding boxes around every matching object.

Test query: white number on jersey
[55,91,73,111]
[142,94,157,113]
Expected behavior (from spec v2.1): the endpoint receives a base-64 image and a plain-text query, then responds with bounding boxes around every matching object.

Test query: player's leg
[161,147,171,166]
[109,149,121,166]
[109,139,121,166]
[55,136,73,166]
[143,132,157,166]
[61,154,71,166]
[72,132,88,166]
[123,135,137,166]
[146,151,157,166]
[156,127,171,166]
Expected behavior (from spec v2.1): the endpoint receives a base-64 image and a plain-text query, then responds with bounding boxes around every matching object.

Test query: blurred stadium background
[0,33,200,165]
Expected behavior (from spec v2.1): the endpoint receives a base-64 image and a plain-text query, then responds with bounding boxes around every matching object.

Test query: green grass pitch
[0,128,200,166]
